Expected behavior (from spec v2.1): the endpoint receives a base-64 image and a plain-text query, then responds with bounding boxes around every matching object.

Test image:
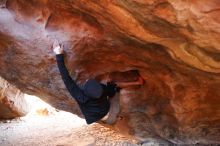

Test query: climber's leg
[101,93,120,124]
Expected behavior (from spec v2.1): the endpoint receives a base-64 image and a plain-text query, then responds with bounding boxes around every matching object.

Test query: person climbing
[53,40,144,124]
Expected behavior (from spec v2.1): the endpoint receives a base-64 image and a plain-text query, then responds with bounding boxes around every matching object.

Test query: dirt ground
[0,109,140,146]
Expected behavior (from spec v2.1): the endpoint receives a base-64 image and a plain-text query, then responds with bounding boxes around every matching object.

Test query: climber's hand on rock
[53,40,64,54]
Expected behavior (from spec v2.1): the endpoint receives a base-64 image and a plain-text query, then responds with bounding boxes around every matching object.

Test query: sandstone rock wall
[0,0,219,144]
[0,77,29,119]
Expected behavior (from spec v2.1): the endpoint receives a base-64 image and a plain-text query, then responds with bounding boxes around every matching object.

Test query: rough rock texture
[0,77,29,119]
[0,0,220,144]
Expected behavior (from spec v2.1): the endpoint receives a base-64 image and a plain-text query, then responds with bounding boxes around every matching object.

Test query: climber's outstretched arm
[53,43,89,103]
[116,76,145,88]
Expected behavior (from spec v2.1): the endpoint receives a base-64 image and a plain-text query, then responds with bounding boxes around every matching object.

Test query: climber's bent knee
[101,93,120,124]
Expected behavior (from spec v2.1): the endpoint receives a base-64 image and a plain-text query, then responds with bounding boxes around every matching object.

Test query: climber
[53,41,144,124]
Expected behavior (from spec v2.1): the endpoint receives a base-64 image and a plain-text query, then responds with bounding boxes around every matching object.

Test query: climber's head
[81,79,121,99]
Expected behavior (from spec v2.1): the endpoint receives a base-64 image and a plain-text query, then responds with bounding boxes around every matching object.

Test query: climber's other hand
[53,40,63,54]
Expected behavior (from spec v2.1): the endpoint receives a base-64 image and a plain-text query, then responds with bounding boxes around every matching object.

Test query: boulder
[0,0,219,144]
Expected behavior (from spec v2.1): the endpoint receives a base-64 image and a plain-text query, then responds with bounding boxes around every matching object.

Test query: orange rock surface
[0,0,219,144]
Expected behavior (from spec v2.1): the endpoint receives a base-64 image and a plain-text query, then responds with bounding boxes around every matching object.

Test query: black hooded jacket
[56,54,110,124]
